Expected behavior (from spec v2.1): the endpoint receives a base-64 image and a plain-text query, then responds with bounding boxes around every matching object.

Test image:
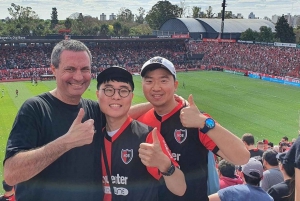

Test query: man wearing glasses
[96,66,186,201]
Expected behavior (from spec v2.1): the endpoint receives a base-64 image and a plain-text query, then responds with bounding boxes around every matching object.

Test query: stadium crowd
[1,40,300,80]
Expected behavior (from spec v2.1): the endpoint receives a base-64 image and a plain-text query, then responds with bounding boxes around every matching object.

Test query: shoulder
[131,120,153,134]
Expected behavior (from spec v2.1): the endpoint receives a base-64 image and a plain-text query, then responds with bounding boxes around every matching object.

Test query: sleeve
[145,130,179,180]
[290,136,300,169]
[260,172,270,191]
[4,99,41,163]
[267,187,280,201]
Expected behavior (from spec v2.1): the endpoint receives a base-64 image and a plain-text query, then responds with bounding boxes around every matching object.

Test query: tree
[100,24,109,35]
[178,0,187,17]
[130,24,152,35]
[145,1,182,30]
[113,21,122,35]
[7,3,39,23]
[51,7,58,28]
[121,26,130,36]
[258,26,274,42]
[135,7,145,24]
[206,6,215,18]
[65,18,72,29]
[240,28,259,41]
[118,8,134,22]
[220,10,232,19]
[192,6,201,18]
[275,15,296,43]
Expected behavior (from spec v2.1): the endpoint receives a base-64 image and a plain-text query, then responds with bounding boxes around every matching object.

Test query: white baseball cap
[141,56,176,79]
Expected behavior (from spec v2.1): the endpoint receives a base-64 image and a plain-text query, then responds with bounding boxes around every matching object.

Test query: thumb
[73,108,85,125]
[188,94,196,106]
[152,127,159,144]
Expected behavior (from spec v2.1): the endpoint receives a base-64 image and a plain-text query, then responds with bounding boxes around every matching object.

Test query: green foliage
[240,28,259,41]
[258,26,274,42]
[192,6,201,18]
[129,24,152,36]
[275,15,296,43]
[206,6,215,18]
[7,3,39,23]
[50,7,58,29]
[100,24,109,35]
[113,21,122,35]
[145,0,182,30]
[118,8,134,22]
[135,7,145,24]
[64,18,72,29]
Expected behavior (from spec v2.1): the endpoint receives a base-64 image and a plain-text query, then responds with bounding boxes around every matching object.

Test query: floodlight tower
[221,0,226,39]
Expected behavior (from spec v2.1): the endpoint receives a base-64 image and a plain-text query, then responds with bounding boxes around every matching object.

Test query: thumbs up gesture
[139,128,170,170]
[180,94,206,128]
[63,108,95,150]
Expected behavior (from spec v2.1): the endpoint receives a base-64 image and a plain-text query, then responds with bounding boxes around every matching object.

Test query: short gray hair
[51,40,92,68]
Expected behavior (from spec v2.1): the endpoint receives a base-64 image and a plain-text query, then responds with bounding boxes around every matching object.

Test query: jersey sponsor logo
[114,187,129,196]
[121,149,133,164]
[103,174,128,185]
[174,129,187,144]
[103,186,129,196]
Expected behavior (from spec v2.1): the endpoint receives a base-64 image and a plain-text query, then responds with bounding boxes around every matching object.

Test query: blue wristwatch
[200,118,215,134]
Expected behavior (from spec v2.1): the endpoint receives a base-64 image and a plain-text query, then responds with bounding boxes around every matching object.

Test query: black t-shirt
[5,92,103,201]
[249,148,264,163]
[267,179,291,201]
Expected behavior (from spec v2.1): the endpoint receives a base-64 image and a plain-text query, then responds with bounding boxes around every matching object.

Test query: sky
[0,0,299,20]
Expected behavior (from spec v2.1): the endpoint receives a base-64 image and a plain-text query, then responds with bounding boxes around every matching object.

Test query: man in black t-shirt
[242,133,264,163]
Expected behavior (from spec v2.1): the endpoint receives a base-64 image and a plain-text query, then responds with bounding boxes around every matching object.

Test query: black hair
[241,133,255,145]
[243,173,261,186]
[218,160,236,179]
[262,150,278,166]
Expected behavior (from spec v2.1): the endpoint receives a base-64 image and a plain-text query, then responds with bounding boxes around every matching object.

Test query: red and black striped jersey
[138,100,218,201]
[102,117,178,201]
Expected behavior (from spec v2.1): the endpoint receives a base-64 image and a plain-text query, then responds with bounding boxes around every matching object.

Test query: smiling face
[96,80,133,122]
[51,50,91,105]
[142,68,178,115]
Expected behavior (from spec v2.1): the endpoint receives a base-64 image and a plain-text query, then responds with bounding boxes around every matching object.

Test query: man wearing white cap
[208,158,274,201]
[138,56,250,201]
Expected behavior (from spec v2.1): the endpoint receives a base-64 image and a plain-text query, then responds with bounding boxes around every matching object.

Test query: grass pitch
[0,71,300,189]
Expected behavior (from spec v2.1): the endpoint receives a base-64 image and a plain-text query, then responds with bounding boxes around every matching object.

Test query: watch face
[206,118,215,128]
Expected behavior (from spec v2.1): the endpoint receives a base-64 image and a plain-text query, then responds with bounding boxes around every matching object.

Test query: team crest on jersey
[174,129,187,144]
[121,149,133,164]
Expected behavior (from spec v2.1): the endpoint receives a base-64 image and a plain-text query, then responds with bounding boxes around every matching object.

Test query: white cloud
[0,0,299,19]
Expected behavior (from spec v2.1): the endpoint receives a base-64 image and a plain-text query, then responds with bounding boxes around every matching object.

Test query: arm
[138,128,186,196]
[4,109,95,186]
[128,102,152,120]
[180,94,250,165]
[296,168,300,201]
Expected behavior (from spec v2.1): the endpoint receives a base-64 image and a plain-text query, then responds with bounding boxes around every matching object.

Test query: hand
[180,94,206,128]
[64,108,95,149]
[139,128,170,171]
[174,94,188,105]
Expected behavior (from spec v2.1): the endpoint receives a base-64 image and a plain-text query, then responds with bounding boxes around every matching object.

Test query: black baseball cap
[96,66,134,90]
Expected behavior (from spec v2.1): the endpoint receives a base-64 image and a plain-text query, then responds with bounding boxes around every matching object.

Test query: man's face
[96,81,133,120]
[257,143,264,150]
[51,50,91,104]
[142,68,178,111]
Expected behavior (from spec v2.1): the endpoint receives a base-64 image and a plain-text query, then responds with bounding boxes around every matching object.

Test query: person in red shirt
[218,160,243,189]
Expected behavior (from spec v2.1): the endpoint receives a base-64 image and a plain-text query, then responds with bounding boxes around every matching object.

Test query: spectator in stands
[285,136,300,201]
[257,141,265,151]
[208,158,273,201]
[241,133,264,163]
[261,150,284,191]
[267,152,295,201]
[218,159,243,189]
[263,139,269,151]
[0,180,15,201]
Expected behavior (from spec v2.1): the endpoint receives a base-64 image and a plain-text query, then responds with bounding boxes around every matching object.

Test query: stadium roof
[160,18,276,33]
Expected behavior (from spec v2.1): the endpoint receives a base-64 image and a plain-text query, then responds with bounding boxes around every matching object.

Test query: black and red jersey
[102,117,177,201]
[138,100,218,201]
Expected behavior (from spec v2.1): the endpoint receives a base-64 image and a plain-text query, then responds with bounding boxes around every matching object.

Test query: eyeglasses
[101,87,132,98]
